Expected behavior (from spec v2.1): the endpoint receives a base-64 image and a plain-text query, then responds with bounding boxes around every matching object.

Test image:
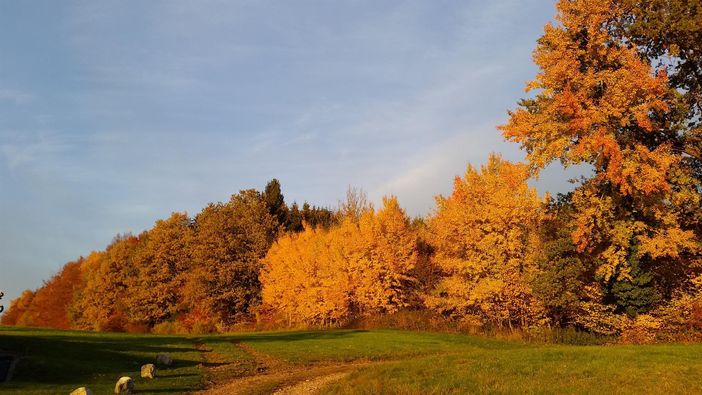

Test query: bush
[123,322,150,334]
[152,321,189,335]
[651,290,702,342]
[620,315,661,344]
[523,327,615,345]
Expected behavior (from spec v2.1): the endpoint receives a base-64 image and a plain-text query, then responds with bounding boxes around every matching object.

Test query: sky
[0,1,583,307]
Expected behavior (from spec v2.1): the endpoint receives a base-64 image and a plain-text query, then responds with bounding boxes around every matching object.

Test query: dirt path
[195,340,367,395]
[237,342,291,373]
[271,372,349,395]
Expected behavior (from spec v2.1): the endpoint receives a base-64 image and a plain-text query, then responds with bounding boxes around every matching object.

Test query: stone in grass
[114,376,134,394]
[70,387,93,395]
[156,353,173,366]
[141,363,157,379]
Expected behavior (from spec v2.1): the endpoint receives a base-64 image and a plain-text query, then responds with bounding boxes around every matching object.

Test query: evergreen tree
[286,202,304,232]
[262,179,289,227]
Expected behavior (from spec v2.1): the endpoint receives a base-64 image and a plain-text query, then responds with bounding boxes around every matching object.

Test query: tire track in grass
[197,340,370,395]
[194,341,256,390]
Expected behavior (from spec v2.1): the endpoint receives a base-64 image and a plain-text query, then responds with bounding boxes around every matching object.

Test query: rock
[155,352,173,366]
[70,388,94,395]
[114,376,134,394]
[141,363,157,379]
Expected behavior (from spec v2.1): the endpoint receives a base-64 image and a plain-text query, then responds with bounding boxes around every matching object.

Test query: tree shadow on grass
[0,332,200,388]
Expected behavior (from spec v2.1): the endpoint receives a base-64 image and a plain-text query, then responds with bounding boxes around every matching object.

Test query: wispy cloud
[0,132,72,170]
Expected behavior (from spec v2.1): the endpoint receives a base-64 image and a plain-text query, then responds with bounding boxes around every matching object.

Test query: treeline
[3,0,702,342]
[1,182,336,333]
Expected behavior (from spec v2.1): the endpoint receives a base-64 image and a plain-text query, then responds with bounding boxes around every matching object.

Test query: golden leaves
[425,154,546,327]
[500,0,673,196]
[261,196,419,326]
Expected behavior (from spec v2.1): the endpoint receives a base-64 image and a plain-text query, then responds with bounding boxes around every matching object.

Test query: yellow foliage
[261,196,418,326]
[424,154,546,328]
[621,314,662,344]
[571,286,627,336]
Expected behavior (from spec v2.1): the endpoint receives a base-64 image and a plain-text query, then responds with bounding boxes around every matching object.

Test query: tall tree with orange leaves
[500,0,701,316]
[425,154,546,328]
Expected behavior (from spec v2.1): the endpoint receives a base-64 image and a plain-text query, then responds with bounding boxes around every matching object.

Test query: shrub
[152,321,189,335]
[620,315,661,344]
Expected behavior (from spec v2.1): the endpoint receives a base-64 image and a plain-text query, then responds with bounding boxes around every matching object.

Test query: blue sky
[0,1,581,306]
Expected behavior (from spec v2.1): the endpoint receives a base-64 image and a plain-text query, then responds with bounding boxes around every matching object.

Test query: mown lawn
[2,326,702,394]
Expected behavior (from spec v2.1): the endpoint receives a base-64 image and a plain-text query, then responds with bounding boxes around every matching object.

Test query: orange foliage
[1,290,35,326]
[501,0,701,287]
[1,261,83,329]
[71,236,140,331]
[24,260,83,329]
[499,0,672,196]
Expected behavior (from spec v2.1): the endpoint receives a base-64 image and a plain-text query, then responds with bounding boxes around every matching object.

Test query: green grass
[2,326,702,394]
[321,343,702,394]
[210,329,518,363]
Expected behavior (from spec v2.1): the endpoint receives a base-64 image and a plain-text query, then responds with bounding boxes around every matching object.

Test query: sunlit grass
[322,343,702,394]
[215,329,521,364]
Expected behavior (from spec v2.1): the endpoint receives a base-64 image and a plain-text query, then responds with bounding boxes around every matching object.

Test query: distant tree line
[1,181,336,333]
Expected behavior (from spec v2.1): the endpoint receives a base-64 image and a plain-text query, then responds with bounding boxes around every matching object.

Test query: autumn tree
[0,290,35,326]
[71,236,142,331]
[261,196,419,326]
[186,189,279,328]
[349,196,418,315]
[261,227,350,325]
[619,0,702,288]
[125,212,193,327]
[19,260,84,329]
[500,0,701,317]
[338,186,371,222]
[425,154,546,328]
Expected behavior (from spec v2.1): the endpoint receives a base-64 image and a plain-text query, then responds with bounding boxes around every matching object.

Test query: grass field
[1,326,702,394]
